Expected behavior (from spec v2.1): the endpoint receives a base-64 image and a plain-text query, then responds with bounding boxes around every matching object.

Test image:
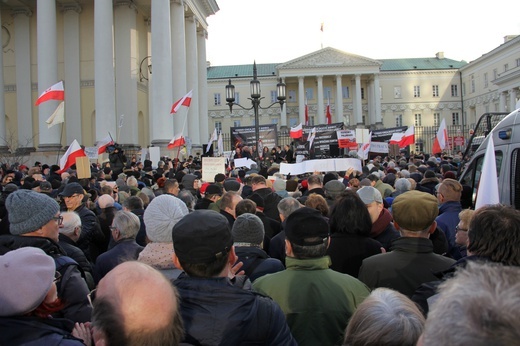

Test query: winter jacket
[253,187,282,222]
[436,201,464,259]
[327,232,382,277]
[370,208,400,251]
[94,238,144,283]
[235,246,284,282]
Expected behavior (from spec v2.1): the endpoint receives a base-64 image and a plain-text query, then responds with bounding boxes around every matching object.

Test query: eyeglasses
[87,288,97,307]
[52,216,64,225]
[109,226,117,232]
[455,225,468,233]
[53,271,62,283]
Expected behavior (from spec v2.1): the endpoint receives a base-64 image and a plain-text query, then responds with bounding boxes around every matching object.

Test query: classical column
[185,16,200,144]
[280,77,287,127]
[354,74,363,125]
[197,29,209,142]
[367,79,374,125]
[298,76,305,125]
[62,4,82,145]
[316,75,324,124]
[114,1,138,146]
[0,8,6,149]
[170,0,187,136]
[94,0,117,143]
[374,74,382,125]
[37,0,60,149]
[509,88,518,111]
[13,9,33,149]
[150,0,173,145]
[499,91,507,112]
[335,75,343,124]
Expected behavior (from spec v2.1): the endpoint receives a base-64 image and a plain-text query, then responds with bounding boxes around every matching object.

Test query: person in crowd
[172,210,297,345]
[232,213,284,281]
[327,190,383,277]
[122,196,147,247]
[344,288,425,346]
[367,173,394,198]
[298,174,325,204]
[357,186,400,251]
[195,183,222,210]
[59,211,95,290]
[454,208,474,257]
[251,175,282,221]
[323,179,345,211]
[219,191,242,228]
[253,207,370,346]
[163,178,180,196]
[268,197,302,264]
[416,170,439,195]
[435,178,464,259]
[247,192,281,240]
[97,193,118,253]
[177,189,196,212]
[0,183,18,235]
[88,261,185,346]
[0,247,91,345]
[0,190,91,323]
[138,194,188,280]
[59,182,104,262]
[305,193,330,219]
[94,211,144,283]
[419,262,520,346]
[358,190,455,297]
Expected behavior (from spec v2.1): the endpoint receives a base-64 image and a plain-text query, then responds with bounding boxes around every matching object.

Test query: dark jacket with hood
[370,208,400,251]
[251,187,282,222]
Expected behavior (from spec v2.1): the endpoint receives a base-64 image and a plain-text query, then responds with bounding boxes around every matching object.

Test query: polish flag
[304,99,309,126]
[389,132,404,144]
[97,135,115,154]
[398,126,415,148]
[326,100,332,125]
[58,139,86,174]
[432,118,448,154]
[170,90,193,114]
[475,136,500,209]
[35,81,65,106]
[290,123,303,139]
[168,133,186,149]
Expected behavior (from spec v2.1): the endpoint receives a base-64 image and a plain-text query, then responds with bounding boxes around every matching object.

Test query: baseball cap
[285,207,329,246]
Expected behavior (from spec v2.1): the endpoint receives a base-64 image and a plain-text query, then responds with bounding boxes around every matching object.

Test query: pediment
[278,47,381,69]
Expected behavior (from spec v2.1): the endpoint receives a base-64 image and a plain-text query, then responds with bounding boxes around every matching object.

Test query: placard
[234,158,256,169]
[202,157,226,182]
[84,147,99,160]
[75,157,91,179]
[279,158,362,175]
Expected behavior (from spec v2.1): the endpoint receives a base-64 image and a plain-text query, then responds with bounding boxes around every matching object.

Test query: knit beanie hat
[0,247,55,316]
[231,213,265,245]
[6,190,60,235]
[143,194,189,243]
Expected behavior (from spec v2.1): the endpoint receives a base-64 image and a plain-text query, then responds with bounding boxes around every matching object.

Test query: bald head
[93,261,184,346]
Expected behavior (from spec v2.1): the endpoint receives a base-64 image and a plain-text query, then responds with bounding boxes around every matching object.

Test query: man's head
[6,190,61,242]
[164,179,180,196]
[223,179,241,193]
[251,175,267,191]
[357,186,384,224]
[59,211,82,242]
[172,210,235,278]
[219,191,242,219]
[367,173,380,186]
[59,182,86,211]
[437,178,462,204]
[467,204,520,266]
[204,184,223,202]
[232,213,264,247]
[235,199,257,216]
[324,180,345,200]
[277,197,301,221]
[92,261,184,346]
[122,196,144,212]
[306,174,323,190]
[111,211,140,242]
[392,190,439,237]
[420,262,520,346]
[284,207,329,259]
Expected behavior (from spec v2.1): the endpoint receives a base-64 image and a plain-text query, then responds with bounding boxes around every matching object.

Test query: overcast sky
[206,0,520,66]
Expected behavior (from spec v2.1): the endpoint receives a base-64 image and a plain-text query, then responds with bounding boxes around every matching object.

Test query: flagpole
[56,123,65,165]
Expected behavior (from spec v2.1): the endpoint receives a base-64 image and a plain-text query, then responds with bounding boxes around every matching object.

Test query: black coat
[0,316,85,345]
[252,187,282,222]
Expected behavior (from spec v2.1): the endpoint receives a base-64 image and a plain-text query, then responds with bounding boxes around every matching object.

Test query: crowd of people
[0,150,518,345]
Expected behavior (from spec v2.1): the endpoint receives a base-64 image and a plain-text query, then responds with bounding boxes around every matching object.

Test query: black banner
[371,126,407,141]
[230,124,278,149]
[301,122,344,158]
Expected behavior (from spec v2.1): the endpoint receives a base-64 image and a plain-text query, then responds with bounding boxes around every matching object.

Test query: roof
[379,57,467,71]
[207,63,279,80]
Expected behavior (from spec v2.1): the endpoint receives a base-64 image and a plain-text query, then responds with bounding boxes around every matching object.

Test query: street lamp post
[225,62,286,156]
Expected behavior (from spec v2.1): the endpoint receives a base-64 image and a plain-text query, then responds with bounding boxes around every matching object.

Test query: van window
[460,150,503,207]
[512,149,520,210]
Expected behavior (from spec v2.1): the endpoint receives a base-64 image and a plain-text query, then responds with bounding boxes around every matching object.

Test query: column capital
[115,0,137,12]
[61,3,82,14]
[11,8,32,18]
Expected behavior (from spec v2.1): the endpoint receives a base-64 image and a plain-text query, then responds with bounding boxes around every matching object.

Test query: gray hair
[177,190,196,211]
[394,178,411,193]
[60,211,82,236]
[127,176,138,188]
[422,262,520,346]
[277,197,301,219]
[344,288,425,346]
[113,210,140,239]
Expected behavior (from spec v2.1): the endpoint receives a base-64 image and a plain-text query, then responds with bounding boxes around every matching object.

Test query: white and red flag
[390,126,415,148]
[58,139,86,174]
[475,136,500,209]
[170,90,193,114]
[206,128,218,153]
[432,118,448,154]
[289,123,303,139]
[168,133,186,149]
[45,101,65,128]
[326,99,332,125]
[97,135,115,155]
[357,132,372,160]
[35,81,65,106]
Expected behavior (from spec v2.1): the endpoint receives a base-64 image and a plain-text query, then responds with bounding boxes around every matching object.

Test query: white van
[459,106,520,209]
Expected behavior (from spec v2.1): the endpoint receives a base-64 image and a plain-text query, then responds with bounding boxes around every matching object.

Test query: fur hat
[143,194,189,243]
[0,247,55,316]
[6,190,60,235]
[232,213,265,246]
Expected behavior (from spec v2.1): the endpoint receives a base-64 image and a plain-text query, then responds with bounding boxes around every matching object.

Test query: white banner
[234,157,256,169]
[202,157,226,182]
[84,147,99,160]
[279,158,362,175]
[370,141,389,153]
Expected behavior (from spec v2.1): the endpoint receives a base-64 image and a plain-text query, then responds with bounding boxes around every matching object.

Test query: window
[324,87,332,100]
[451,84,458,97]
[306,88,314,100]
[484,73,488,88]
[342,86,350,99]
[270,90,277,103]
[517,58,520,67]
[289,117,299,127]
[362,115,366,124]
[414,114,422,126]
[452,112,460,125]
[493,68,498,80]
[309,116,315,126]
[470,75,475,93]
[214,93,221,106]
[432,85,439,97]
[361,88,365,99]
[414,86,421,98]
[394,86,402,99]
[215,121,222,132]
[433,113,440,127]
[504,63,509,72]
[288,90,296,102]
[235,92,240,105]
[395,114,402,127]
[233,120,241,127]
